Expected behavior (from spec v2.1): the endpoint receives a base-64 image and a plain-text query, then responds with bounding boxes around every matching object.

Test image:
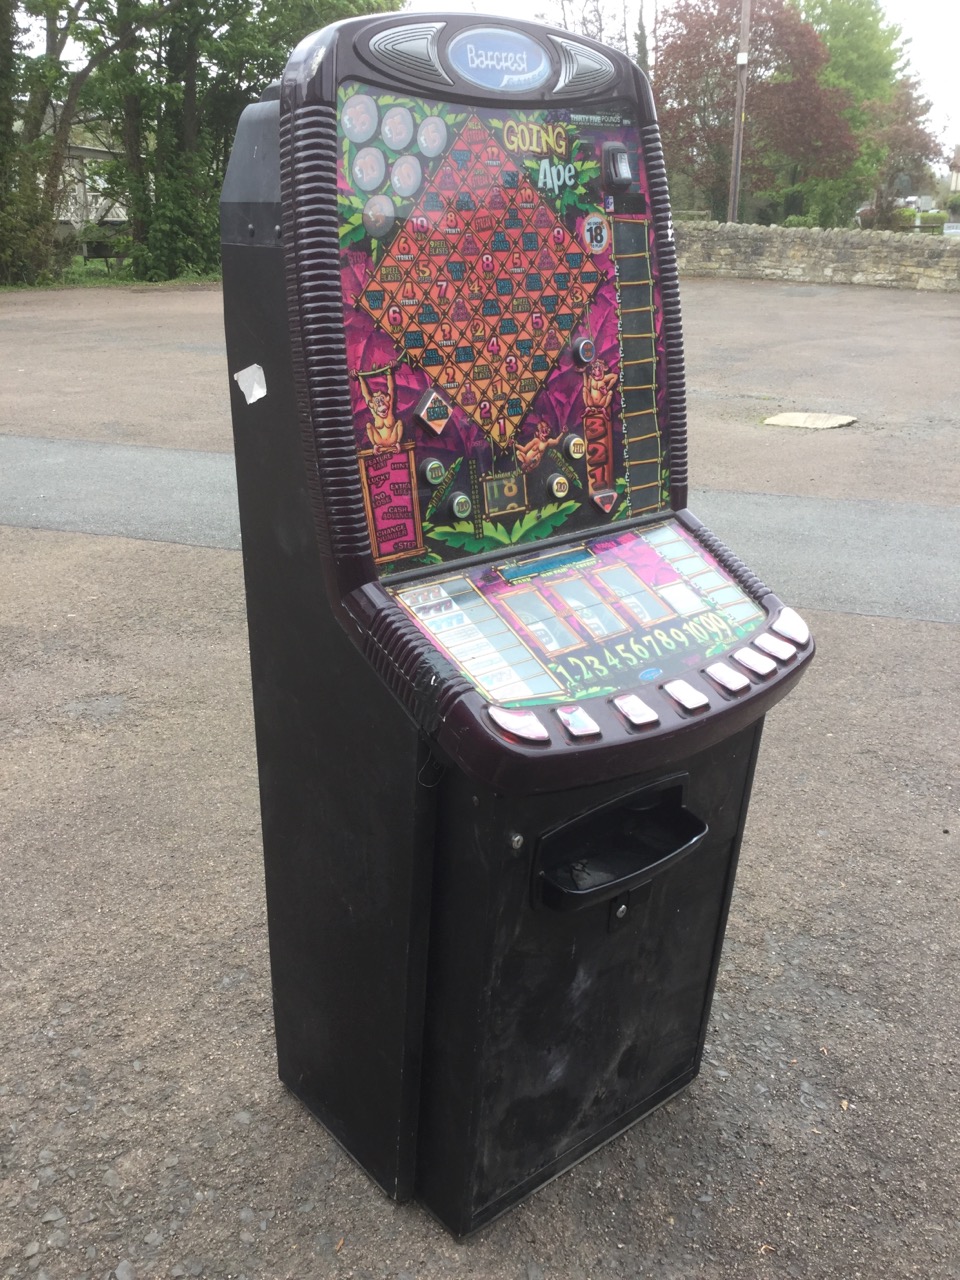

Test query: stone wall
[673,221,960,291]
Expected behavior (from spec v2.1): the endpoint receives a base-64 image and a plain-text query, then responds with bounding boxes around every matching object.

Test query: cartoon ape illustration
[516,420,562,474]
[352,362,404,455]
[582,357,618,491]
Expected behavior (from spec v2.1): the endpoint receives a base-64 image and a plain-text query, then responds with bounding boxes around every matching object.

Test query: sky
[878,0,956,147]
[405,0,958,150]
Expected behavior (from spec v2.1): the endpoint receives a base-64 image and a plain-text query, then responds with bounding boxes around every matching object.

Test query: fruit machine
[220,12,815,1237]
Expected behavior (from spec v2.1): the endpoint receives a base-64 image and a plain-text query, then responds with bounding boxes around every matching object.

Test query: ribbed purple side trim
[642,121,688,511]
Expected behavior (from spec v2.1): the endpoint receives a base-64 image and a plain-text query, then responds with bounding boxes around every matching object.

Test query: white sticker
[233,363,267,405]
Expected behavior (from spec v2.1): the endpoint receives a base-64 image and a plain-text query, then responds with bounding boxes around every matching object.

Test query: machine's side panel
[221,113,436,1199]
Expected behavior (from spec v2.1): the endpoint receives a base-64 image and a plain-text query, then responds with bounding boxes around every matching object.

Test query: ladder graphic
[614,217,662,515]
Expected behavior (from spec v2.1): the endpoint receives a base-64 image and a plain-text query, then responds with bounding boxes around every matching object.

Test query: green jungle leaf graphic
[509,500,579,544]
[426,500,579,555]
[733,620,763,640]
[392,551,444,571]
[611,475,631,520]
[425,522,506,554]
[338,212,365,247]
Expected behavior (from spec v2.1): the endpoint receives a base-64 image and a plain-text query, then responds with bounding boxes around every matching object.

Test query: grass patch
[1,256,222,291]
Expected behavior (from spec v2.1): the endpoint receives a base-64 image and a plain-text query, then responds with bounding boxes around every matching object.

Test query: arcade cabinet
[220,14,814,1236]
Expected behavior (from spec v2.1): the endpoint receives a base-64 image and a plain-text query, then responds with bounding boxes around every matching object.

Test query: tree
[799,0,942,225]
[867,76,944,225]
[654,0,857,221]
[0,0,19,276]
[4,0,403,284]
[99,0,407,278]
[545,0,637,56]
[798,0,902,116]
[635,1,650,76]
[17,0,154,261]
[790,0,903,223]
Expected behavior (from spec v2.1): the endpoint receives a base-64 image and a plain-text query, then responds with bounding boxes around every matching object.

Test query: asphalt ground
[1,279,958,1280]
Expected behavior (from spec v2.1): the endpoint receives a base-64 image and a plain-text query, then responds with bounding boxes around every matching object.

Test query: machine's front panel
[389,521,766,705]
[337,81,668,574]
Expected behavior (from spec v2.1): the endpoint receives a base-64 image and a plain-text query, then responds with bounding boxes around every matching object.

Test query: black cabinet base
[413,721,762,1237]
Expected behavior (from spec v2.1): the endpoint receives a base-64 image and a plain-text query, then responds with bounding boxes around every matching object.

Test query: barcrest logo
[447,28,552,93]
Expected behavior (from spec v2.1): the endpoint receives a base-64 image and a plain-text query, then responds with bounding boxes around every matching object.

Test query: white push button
[732,647,776,677]
[663,679,710,711]
[487,706,550,742]
[771,607,810,646]
[613,693,659,727]
[555,705,600,738]
[754,633,797,661]
[705,662,750,693]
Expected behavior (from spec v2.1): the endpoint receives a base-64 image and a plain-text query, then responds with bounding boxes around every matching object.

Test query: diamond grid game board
[337,84,670,572]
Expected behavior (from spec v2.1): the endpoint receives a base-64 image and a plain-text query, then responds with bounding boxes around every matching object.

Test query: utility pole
[726,0,751,223]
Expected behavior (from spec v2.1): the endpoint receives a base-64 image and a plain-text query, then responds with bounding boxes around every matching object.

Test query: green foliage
[785,0,920,225]
[4,0,406,285]
[610,474,632,521]
[889,207,947,233]
[635,4,650,78]
[656,0,859,222]
[656,0,940,228]
[426,501,580,554]
[509,501,581,543]
[797,0,903,119]
[523,144,600,216]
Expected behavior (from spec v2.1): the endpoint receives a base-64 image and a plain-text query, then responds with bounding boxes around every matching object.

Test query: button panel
[705,661,751,693]
[732,647,776,677]
[754,632,797,661]
[487,706,549,742]
[771,607,810,646]
[613,693,659,728]
[663,679,710,712]
[555,705,600,738]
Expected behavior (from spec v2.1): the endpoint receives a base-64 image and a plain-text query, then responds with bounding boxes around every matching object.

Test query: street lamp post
[726,0,751,223]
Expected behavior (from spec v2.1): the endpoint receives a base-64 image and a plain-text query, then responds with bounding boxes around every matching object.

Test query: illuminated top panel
[337,81,669,576]
[389,522,767,706]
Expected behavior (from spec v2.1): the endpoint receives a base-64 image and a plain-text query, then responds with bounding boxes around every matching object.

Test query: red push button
[487,706,550,743]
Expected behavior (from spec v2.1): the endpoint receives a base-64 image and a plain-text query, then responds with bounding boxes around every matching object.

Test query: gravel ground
[1,281,958,1279]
